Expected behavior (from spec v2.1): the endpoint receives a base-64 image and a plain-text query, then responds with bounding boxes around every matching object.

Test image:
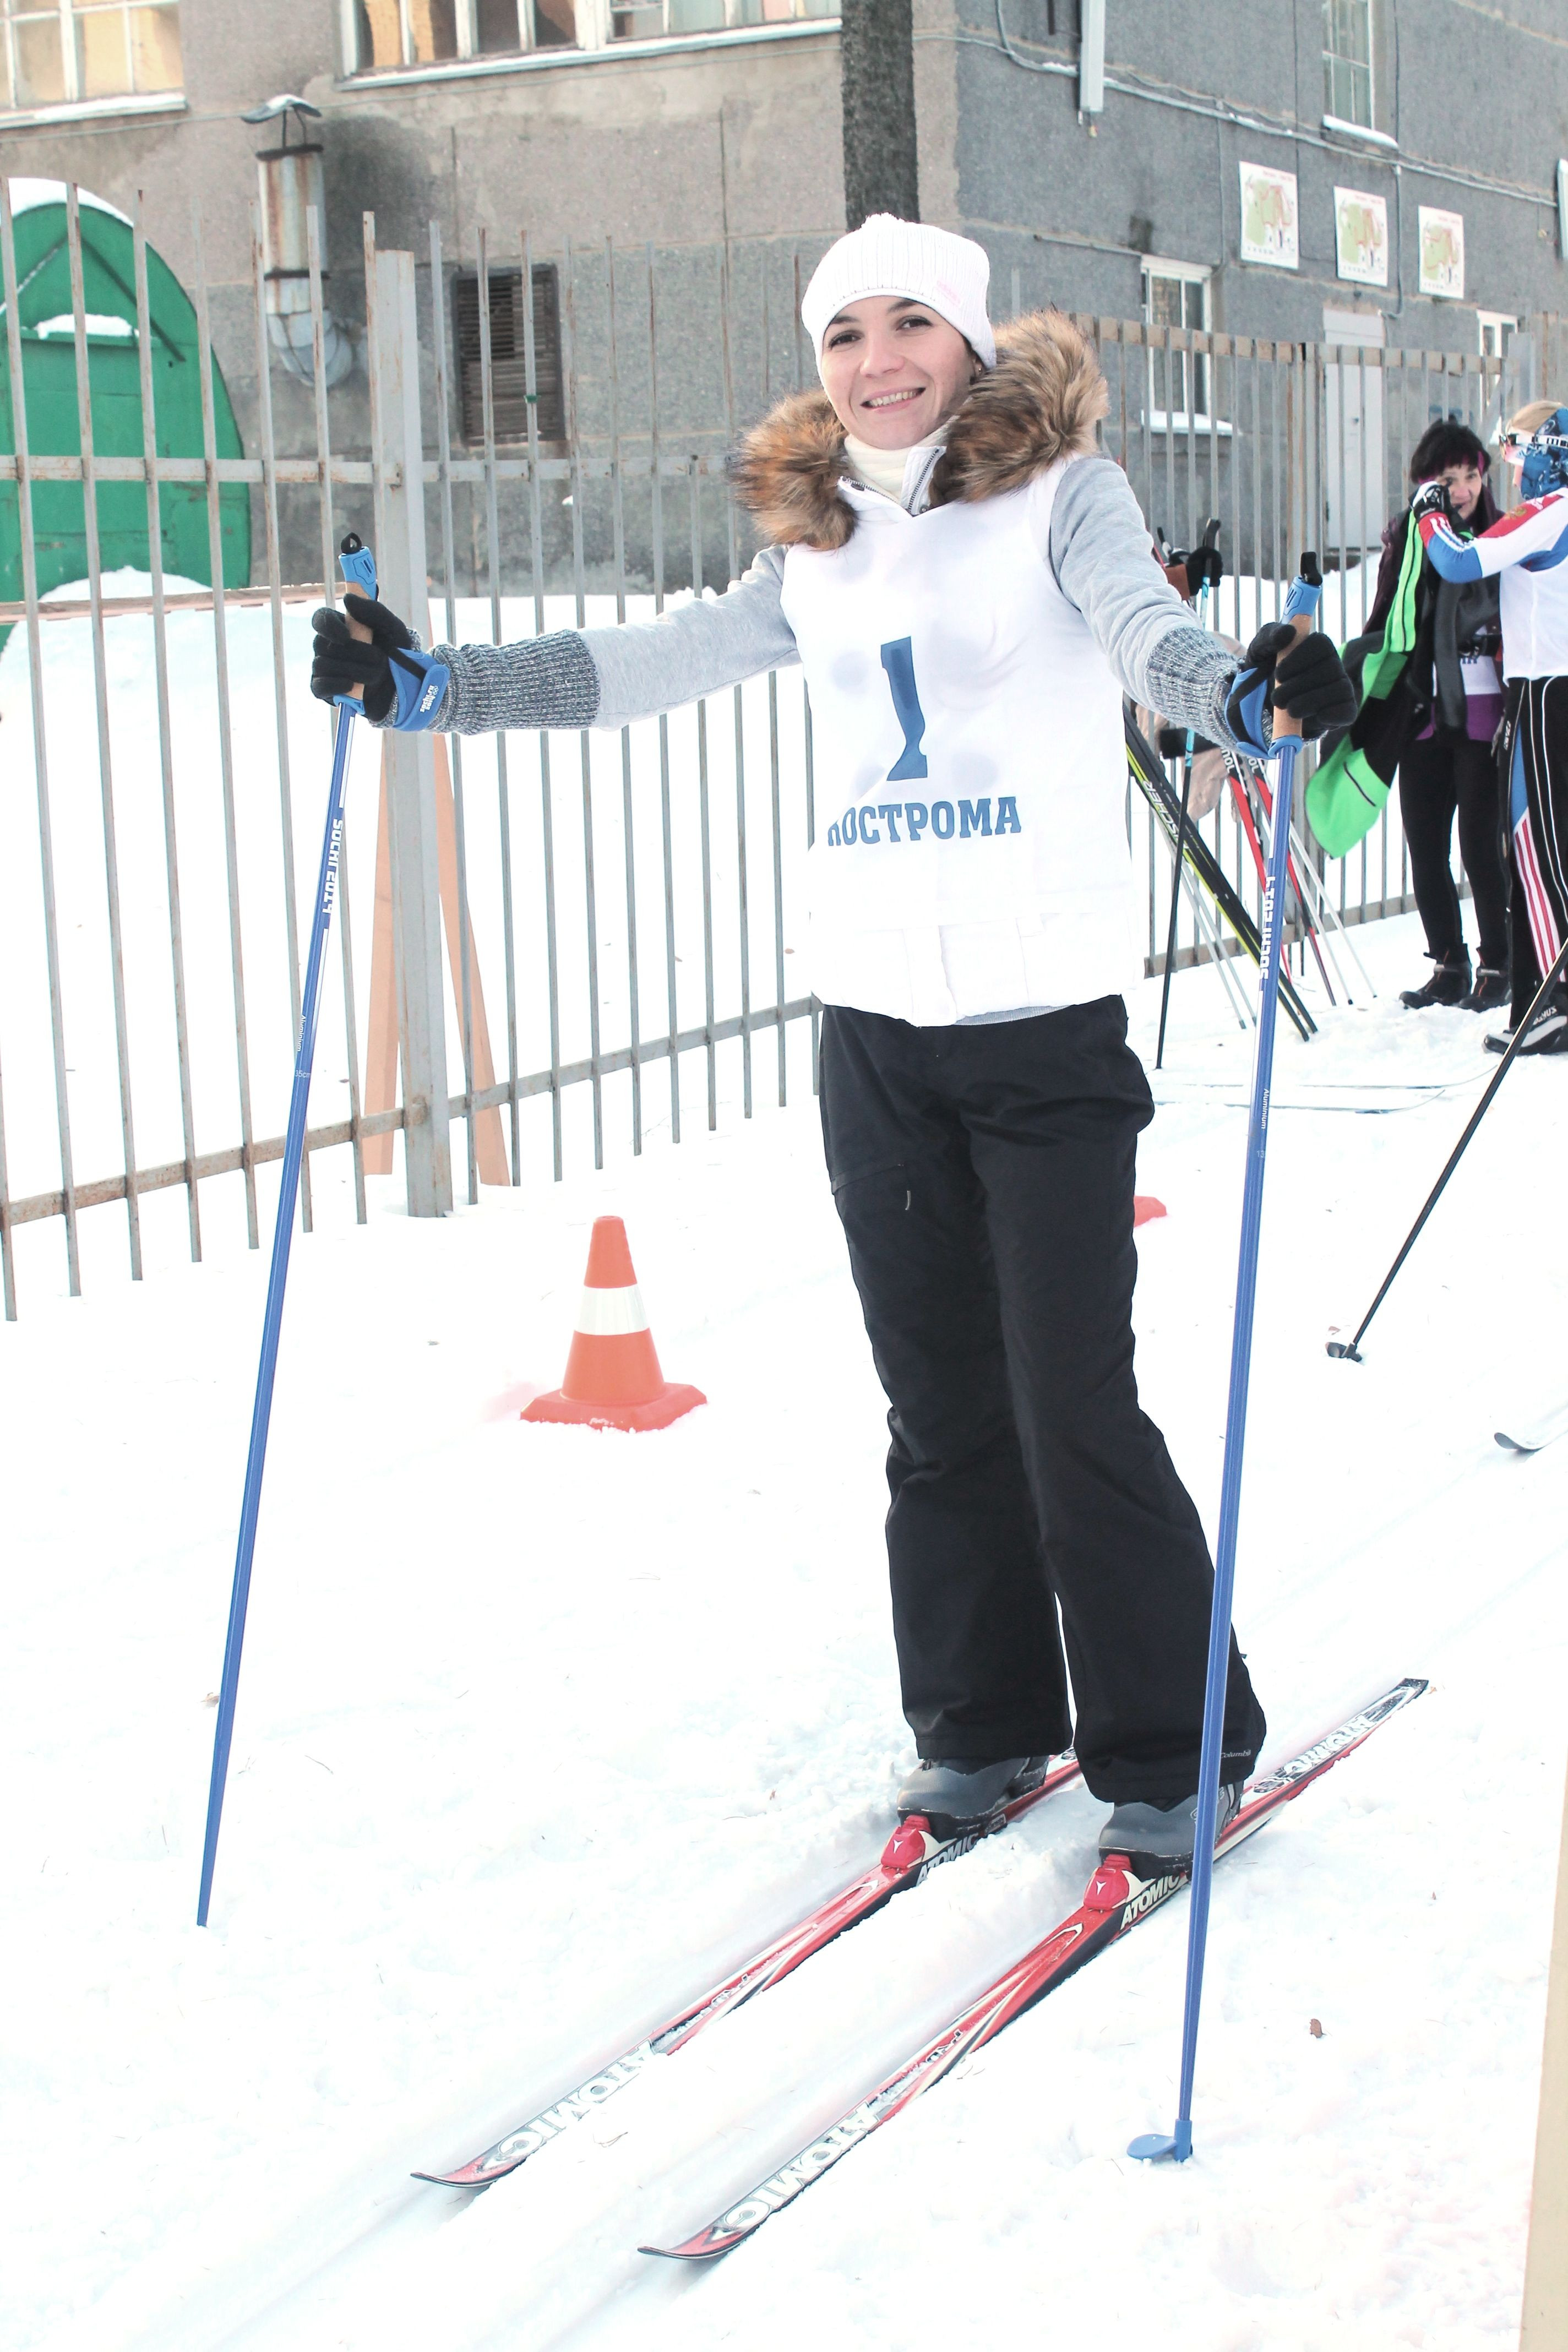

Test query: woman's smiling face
[818,295,981,450]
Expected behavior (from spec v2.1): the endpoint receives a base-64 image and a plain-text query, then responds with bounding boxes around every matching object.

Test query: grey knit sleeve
[1046,456,1242,745]
[419,546,797,737]
[427,630,601,736]
[582,547,797,727]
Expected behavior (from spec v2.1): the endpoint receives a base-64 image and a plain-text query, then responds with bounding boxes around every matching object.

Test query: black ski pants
[819,998,1265,1807]
[1398,733,1510,972]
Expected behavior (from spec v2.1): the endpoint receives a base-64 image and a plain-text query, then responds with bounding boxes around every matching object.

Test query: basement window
[454,265,566,445]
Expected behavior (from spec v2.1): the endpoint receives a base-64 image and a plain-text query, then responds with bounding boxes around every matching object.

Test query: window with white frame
[352,0,575,67]
[2,0,181,111]
[1143,260,1211,425]
[1477,311,1517,360]
[608,0,831,41]
[347,0,832,60]
[1323,0,1373,130]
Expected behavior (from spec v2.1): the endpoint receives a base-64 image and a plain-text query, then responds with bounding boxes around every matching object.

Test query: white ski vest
[781,458,1142,1025]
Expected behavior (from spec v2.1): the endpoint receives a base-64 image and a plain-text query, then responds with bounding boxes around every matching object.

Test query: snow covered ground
[6,908,1567,2352]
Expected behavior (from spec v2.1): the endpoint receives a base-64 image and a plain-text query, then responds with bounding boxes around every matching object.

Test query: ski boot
[1400,951,1471,1010]
[1460,965,1510,1012]
[895,1755,1052,1841]
[1098,1782,1244,1878]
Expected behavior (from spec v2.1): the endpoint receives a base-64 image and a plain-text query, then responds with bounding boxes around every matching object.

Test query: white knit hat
[801,215,996,377]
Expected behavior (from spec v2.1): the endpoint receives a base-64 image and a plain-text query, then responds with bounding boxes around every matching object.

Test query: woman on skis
[1414,401,1568,1055]
[312,217,1355,1872]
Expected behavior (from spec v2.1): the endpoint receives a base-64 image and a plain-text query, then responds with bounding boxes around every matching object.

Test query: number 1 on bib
[880,638,929,782]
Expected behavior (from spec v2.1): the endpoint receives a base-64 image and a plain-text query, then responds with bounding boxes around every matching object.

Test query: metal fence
[0,188,1543,1315]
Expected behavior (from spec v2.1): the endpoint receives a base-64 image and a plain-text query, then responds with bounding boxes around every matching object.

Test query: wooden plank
[1521,1755,1568,2348]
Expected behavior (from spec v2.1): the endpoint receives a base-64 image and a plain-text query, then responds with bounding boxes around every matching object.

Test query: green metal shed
[0,200,251,635]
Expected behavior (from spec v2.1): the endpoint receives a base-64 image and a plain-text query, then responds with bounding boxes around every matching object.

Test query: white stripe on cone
[574,1282,649,1338]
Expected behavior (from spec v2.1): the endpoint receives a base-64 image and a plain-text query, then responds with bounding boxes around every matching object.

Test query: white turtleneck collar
[843,427,947,510]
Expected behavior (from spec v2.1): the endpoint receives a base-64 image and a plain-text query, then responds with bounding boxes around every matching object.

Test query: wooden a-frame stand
[362,736,509,1185]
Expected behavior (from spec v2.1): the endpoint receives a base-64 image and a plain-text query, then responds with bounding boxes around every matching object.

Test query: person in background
[1359,422,1510,1012]
[1415,400,1568,1055]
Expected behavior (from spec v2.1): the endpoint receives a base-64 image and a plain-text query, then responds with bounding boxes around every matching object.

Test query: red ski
[415,1754,1082,2187]
[643,1678,1425,2262]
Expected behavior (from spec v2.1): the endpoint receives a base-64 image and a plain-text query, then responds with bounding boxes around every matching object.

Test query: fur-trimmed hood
[729,308,1108,553]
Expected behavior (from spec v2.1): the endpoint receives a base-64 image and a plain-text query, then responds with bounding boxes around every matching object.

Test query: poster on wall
[1239,162,1299,268]
[1418,208,1466,299]
[1333,187,1389,287]
[1241,162,1297,268]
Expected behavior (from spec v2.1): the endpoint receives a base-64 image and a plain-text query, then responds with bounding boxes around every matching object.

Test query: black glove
[1409,478,1452,529]
[310,594,416,723]
[1169,541,1224,597]
[1226,622,1357,750]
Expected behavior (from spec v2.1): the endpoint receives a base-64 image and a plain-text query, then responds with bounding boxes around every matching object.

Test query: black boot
[1460,965,1511,1012]
[1400,952,1472,1010]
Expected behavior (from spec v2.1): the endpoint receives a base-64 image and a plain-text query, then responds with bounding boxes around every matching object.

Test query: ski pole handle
[1272,552,1323,743]
[339,530,378,603]
[332,532,379,714]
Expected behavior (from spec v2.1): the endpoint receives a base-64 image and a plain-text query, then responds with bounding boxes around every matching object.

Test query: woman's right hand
[311,592,417,721]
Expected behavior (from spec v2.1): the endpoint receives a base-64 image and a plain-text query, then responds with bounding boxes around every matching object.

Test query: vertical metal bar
[1271,347,1284,624]
[520,228,562,1179]
[1,181,78,1298]
[718,246,752,1120]
[476,225,524,1182]
[769,666,786,1105]
[429,220,478,1203]
[794,248,818,1091]
[1162,323,1177,548]
[760,263,786,1107]
[0,1036,13,1315]
[250,199,313,1232]
[192,200,259,1248]
[1139,322,1153,536]
[562,237,604,1168]
[305,206,364,1222]
[607,237,643,1153]
[68,187,143,1278]
[1184,326,1198,551]
[690,456,717,1131]
[367,228,453,1216]
[131,192,200,1262]
[648,248,679,1145]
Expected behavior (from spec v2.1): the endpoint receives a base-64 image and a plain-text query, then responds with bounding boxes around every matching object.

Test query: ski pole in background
[1155,520,1218,1071]
[196,531,378,1929]
[1326,932,1568,1364]
[1129,552,1322,2165]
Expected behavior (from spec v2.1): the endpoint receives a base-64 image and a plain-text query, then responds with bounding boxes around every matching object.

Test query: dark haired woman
[312,218,1355,1872]
[1360,421,1509,1010]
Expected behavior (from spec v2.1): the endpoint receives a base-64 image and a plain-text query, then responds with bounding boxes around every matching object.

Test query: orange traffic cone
[522,1217,706,1433]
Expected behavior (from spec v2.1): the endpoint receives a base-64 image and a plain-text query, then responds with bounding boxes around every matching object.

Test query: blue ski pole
[1129,554,1322,2163]
[196,531,379,1929]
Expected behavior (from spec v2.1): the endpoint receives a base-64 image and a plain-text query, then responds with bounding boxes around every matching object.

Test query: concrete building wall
[1,3,843,584]
[943,0,1568,347]
[4,0,1566,593]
